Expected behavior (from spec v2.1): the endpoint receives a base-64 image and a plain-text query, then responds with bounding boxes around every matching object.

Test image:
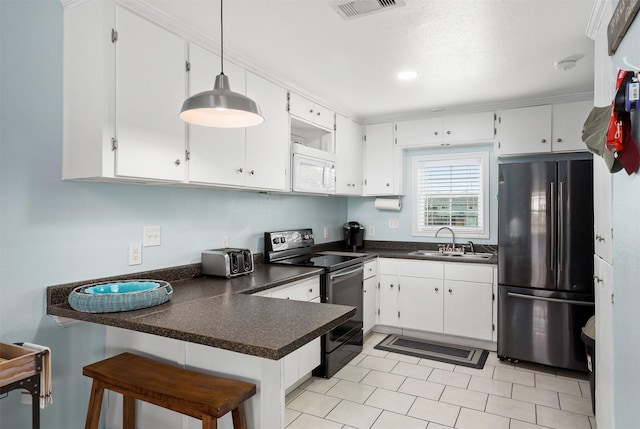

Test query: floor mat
[374,334,489,369]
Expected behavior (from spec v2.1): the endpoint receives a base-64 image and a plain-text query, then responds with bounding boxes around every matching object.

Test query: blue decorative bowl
[68,279,173,313]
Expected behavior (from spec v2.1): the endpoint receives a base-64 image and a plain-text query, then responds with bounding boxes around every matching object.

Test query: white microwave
[291,144,336,194]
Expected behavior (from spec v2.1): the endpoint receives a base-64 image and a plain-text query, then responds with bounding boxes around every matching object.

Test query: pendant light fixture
[179,0,264,127]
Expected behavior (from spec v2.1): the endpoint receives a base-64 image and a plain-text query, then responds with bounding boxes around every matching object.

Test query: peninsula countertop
[46,263,356,360]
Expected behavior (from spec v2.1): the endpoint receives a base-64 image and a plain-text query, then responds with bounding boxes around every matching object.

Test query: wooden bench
[83,352,256,429]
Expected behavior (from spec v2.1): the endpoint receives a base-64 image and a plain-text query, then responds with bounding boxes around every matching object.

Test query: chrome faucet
[435,227,456,252]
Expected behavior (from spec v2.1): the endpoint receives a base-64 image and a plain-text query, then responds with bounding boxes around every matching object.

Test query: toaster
[201,248,254,278]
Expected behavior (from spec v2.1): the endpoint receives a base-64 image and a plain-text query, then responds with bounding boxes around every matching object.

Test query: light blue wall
[348,144,498,245]
[609,8,640,426]
[0,2,347,427]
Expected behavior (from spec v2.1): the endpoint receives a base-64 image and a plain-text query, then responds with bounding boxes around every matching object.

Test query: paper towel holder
[374,197,402,211]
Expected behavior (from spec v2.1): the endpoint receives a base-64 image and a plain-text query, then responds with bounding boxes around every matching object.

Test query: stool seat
[83,352,256,429]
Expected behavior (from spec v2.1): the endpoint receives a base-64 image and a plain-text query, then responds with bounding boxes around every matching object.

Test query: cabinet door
[551,100,592,153]
[594,255,613,427]
[395,117,443,146]
[335,114,363,195]
[442,111,494,144]
[187,43,246,186]
[364,122,395,195]
[245,72,289,191]
[495,105,552,157]
[593,150,613,263]
[115,6,186,181]
[443,280,493,340]
[288,92,315,123]
[399,276,443,332]
[363,276,377,334]
[378,274,399,326]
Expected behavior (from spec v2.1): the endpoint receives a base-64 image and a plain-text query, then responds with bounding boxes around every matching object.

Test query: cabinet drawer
[378,258,398,275]
[268,277,320,301]
[444,263,493,283]
[364,259,378,279]
[399,260,444,279]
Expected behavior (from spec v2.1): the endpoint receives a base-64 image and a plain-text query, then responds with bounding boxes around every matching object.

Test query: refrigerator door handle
[559,181,564,270]
[550,181,555,269]
[507,292,594,306]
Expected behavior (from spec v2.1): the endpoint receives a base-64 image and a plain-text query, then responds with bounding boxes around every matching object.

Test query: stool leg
[201,414,217,429]
[84,380,105,429]
[123,395,135,429]
[231,403,248,429]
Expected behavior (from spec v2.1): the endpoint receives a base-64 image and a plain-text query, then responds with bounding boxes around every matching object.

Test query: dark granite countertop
[47,263,356,360]
[315,240,498,265]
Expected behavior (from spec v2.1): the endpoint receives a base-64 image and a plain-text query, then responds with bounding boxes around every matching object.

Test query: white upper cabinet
[63,1,186,182]
[442,112,495,144]
[245,72,289,191]
[114,6,186,182]
[186,43,246,186]
[395,117,443,147]
[288,92,334,131]
[395,112,494,147]
[364,122,403,196]
[334,114,363,195]
[495,105,552,156]
[495,101,592,157]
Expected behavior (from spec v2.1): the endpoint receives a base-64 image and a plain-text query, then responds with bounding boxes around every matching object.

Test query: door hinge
[377,309,380,315]
[364,134,367,142]
[494,127,497,136]
[611,293,614,304]
[398,311,400,318]
[492,323,496,331]
[492,293,495,301]
[111,29,118,43]
[377,282,380,289]
[398,284,401,292]
[111,137,118,151]
[334,122,337,132]
[498,141,501,149]
[286,92,290,113]
[185,61,191,72]
[185,150,190,161]
[394,137,397,145]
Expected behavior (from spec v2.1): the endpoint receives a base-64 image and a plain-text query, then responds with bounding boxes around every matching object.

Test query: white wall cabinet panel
[187,43,246,186]
[496,105,552,156]
[114,6,186,182]
[245,72,289,191]
[594,155,614,263]
[442,111,495,144]
[335,114,363,195]
[395,117,443,147]
[551,100,593,153]
[364,122,403,195]
[378,274,399,326]
[443,280,493,340]
[288,92,334,131]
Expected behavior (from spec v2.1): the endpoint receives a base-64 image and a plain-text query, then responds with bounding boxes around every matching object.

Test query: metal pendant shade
[179,0,264,128]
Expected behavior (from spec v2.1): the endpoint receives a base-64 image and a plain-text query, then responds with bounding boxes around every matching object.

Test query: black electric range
[264,228,364,378]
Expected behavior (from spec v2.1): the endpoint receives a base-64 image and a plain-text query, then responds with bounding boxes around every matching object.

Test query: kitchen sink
[407,250,494,260]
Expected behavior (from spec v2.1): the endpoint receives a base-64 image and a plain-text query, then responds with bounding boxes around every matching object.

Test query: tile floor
[285,332,595,429]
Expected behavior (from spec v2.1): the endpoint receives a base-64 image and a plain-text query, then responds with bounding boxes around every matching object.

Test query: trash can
[581,315,596,415]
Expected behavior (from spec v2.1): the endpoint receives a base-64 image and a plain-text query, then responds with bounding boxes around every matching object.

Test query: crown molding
[586,0,611,40]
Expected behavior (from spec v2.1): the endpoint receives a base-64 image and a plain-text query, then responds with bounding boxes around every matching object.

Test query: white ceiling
[148,0,596,121]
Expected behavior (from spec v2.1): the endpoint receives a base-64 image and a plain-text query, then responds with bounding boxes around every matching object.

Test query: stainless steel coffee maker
[343,221,365,252]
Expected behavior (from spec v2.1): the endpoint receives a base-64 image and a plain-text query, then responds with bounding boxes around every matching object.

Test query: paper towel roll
[374,198,401,211]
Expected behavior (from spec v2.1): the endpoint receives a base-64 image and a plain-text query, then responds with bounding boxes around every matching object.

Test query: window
[412,152,489,238]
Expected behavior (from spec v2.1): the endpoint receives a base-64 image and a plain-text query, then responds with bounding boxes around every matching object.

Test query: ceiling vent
[331,0,406,20]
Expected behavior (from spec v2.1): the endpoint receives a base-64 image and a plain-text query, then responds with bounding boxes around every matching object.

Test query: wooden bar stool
[83,352,256,429]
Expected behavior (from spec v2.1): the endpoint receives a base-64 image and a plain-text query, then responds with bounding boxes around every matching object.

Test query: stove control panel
[264,228,314,253]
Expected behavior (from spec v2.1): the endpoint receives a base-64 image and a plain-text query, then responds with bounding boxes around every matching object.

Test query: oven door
[325,264,364,352]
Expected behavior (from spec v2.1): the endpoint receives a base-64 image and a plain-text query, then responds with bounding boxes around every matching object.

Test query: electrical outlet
[323,226,329,239]
[388,219,399,229]
[221,236,229,248]
[143,226,161,247]
[128,243,142,265]
[368,226,375,236]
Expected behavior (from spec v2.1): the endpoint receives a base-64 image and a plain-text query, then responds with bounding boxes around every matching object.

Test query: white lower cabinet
[363,259,378,335]
[255,277,320,390]
[377,258,495,341]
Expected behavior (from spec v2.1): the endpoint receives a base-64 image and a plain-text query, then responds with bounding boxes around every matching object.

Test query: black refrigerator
[497,159,595,371]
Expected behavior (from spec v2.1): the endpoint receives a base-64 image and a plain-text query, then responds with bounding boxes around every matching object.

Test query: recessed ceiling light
[397,70,418,81]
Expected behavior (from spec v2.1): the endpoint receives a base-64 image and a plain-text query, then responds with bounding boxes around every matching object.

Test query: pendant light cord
[220,0,224,75]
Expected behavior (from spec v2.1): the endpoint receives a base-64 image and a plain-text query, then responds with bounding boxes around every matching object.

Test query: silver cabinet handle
[541,139,547,143]
[249,170,255,175]
[557,138,562,143]
[448,288,453,294]
[237,168,243,173]
[435,287,439,293]
[175,159,181,166]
